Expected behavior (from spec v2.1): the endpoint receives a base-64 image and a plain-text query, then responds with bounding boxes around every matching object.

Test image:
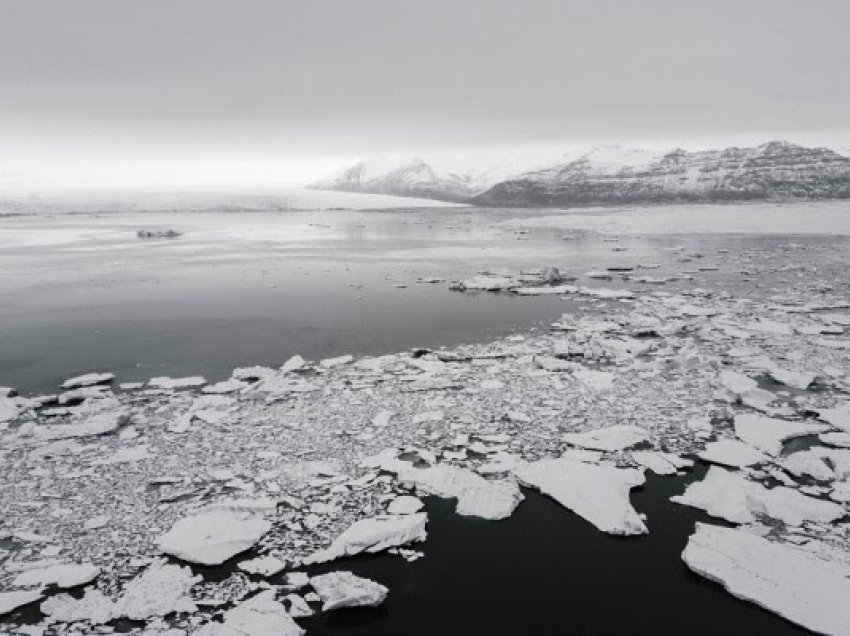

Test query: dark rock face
[309,158,477,203]
[474,142,850,207]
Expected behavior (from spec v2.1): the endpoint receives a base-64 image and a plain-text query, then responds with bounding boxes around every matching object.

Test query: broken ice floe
[682,523,850,636]
[381,459,523,520]
[671,465,845,526]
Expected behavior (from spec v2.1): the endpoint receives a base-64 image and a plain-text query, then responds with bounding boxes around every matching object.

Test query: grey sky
[0,0,848,186]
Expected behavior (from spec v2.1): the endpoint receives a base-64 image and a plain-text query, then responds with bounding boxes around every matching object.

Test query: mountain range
[309,141,850,207]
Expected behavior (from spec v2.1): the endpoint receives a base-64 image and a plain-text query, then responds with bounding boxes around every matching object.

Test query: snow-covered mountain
[308,150,569,203]
[475,141,850,207]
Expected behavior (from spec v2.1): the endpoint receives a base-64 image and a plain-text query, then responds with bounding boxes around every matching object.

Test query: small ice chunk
[698,439,766,468]
[820,431,850,448]
[672,466,845,526]
[303,513,427,565]
[238,555,287,577]
[12,562,99,589]
[148,376,206,390]
[194,590,304,636]
[0,590,43,617]
[682,523,850,636]
[284,593,314,618]
[309,571,388,611]
[514,458,647,535]
[320,355,353,368]
[632,451,691,475]
[116,560,200,620]
[41,589,114,624]
[563,425,649,452]
[782,451,835,482]
[60,372,114,389]
[817,402,850,432]
[202,379,248,394]
[35,410,128,440]
[157,510,271,565]
[387,495,425,515]
[734,413,828,456]
[281,355,307,373]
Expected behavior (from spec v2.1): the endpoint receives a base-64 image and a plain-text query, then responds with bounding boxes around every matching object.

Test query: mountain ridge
[310,141,850,207]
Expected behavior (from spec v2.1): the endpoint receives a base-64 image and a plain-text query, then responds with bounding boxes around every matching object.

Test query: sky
[0,0,848,189]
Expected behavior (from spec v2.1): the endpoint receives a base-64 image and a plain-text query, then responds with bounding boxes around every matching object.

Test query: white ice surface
[514,458,647,535]
[682,523,850,636]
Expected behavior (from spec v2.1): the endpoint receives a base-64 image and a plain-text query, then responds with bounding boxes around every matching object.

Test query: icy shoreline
[2,240,850,634]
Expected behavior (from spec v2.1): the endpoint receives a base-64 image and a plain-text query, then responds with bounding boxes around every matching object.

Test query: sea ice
[817,402,850,432]
[382,461,523,520]
[698,439,766,468]
[238,555,287,577]
[147,376,207,390]
[386,495,425,515]
[194,590,304,636]
[309,571,389,611]
[682,523,850,636]
[671,466,845,526]
[60,372,114,389]
[632,450,692,475]
[514,458,647,535]
[562,425,649,452]
[0,590,42,617]
[303,513,427,564]
[35,410,127,440]
[157,510,272,565]
[734,413,828,456]
[12,562,99,589]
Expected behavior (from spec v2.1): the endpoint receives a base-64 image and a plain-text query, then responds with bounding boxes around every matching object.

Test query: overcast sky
[1,0,848,188]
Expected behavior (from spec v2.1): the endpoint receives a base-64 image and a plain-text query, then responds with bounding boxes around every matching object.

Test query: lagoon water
[2,205,847,395]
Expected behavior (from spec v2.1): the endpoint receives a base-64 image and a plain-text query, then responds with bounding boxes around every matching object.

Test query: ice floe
[562,425,649,452]
[671,465,845,526]
[309,571,389,611]
[303,513,427,564]
[514,458,647,535]
[698,439,766,468]
[157,509,272,565]
[381,460,523,520]
[194,590,304,636]
[682,523,850,636]
[733,413,828,456]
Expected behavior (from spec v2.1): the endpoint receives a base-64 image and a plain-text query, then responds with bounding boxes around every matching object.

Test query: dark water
[295,465,809,635]
[1,464,811,634]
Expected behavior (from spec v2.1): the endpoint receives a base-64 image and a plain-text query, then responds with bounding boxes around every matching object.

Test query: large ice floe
[671,465,845,526]
[682,523,850,636]
[514,458,647,535]
[157,508,272,565]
